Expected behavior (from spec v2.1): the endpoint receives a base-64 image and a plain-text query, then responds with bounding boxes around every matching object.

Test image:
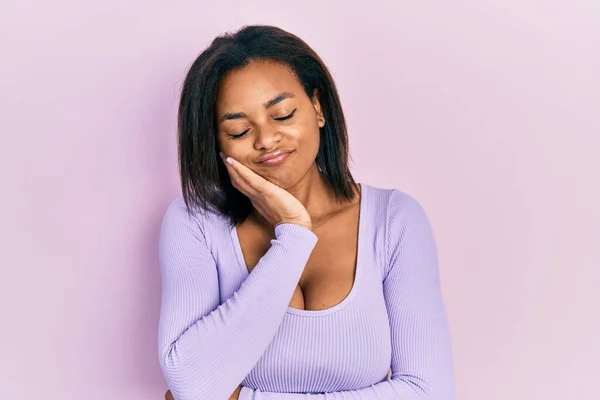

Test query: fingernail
[219,151,224,159]
[226,157,233,165]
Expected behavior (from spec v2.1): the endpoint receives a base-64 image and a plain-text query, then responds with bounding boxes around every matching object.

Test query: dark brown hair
[178,24,356,226]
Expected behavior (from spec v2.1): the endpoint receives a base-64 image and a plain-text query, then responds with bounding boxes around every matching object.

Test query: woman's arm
[236,192,455,400]
[158,199,318,400]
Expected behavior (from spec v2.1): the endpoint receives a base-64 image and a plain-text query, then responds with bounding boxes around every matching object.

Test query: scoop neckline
[229,182,366,317]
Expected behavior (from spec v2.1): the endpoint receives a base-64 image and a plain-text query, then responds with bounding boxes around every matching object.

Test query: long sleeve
[157,199,318,400]
[237,193,455,400]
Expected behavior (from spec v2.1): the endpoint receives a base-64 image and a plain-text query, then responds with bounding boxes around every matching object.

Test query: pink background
[1,1,599,399]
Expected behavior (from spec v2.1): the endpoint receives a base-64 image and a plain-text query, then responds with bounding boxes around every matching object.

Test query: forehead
[216,61,303,109]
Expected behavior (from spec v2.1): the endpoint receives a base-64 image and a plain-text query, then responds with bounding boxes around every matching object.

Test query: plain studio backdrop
[1,1,598,399]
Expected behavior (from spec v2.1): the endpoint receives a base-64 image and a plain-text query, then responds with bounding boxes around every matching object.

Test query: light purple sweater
[158,183,454,399]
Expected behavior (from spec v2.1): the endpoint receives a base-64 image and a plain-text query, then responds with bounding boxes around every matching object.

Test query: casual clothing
[158,183,454,399]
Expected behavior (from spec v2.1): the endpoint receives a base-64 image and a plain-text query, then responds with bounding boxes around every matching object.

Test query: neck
[286,163,338,221]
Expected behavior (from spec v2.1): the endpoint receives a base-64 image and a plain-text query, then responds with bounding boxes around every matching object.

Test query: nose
[253,123,282,151]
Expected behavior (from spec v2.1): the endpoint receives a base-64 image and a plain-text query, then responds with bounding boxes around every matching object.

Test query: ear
[312,88,325,128]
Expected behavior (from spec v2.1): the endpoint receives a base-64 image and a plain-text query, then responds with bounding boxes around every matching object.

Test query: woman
[158,25,455,399]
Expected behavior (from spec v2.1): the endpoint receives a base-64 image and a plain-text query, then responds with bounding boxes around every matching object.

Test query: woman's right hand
[220,152,312,231]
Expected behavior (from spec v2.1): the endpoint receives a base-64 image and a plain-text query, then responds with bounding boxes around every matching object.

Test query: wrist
[275,220,312,231]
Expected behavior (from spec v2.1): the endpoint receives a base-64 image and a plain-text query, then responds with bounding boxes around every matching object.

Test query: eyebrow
[219,92,295,122]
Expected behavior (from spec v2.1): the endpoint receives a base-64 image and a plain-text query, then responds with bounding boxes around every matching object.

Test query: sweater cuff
[238,385,255,400]
[274,222,317,244]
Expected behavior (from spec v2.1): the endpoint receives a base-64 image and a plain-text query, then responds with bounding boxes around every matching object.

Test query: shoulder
[163,196,227,221]
[361,182,434,247]
[361,182,428,223]
[162,197,198,227]
[361,184,438,279]
[387,189,430,227]
[385,189,436,260]
[160,196,225,240]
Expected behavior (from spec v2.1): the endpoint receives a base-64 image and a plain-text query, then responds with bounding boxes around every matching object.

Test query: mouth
[257,150,294,166]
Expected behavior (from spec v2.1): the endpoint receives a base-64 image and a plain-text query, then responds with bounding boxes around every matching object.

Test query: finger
[225,156,273,195]
[223,161,253,194]
[221,154,264,192]
[222,156,259,197]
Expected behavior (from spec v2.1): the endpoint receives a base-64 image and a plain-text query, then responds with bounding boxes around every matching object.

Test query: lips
[257,149,294,165]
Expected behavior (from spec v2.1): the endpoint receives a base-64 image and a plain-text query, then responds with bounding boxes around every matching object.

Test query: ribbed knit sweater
[158,183,454,399]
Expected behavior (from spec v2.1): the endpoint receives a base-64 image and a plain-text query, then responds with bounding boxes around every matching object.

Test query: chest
[235,205,360,311]
[242,305,392,393]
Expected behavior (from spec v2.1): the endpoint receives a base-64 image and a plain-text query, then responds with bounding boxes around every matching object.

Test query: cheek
[219,139,256,169]
[217,136,241,154]
[295,116,320,141]
[297,121,321,151]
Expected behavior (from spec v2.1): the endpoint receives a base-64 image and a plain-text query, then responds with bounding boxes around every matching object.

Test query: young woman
[158,25,455,400]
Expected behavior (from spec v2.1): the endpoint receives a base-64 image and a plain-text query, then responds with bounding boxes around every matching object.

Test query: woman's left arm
[237,192,455,400]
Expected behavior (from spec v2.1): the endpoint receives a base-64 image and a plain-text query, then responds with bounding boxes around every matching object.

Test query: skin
[165,60,361,400]
[215,59,329,207]
[216,57,360,299]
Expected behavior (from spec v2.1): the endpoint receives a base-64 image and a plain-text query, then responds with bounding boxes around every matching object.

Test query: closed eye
[227,108,296,139]
[227,128,250,140]
[275,109,296,121]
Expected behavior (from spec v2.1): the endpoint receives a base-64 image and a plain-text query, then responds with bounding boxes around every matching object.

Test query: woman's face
[215,60,325,189]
